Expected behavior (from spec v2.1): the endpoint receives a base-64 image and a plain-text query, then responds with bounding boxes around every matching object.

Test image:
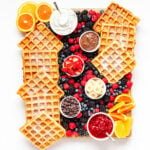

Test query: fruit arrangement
[16,1,139,149]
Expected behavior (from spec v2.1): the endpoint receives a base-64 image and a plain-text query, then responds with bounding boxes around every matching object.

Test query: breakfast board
[16,1,139,149]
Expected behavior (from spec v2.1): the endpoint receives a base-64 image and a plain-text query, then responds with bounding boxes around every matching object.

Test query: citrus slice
[17,13,35,32]
[108,101,125,113]
[18,1,37,19]
[117,103,135,114]
[36,2,53,22]
[115,117,133,138]
[115,94,134,104]
[109,113,127,121]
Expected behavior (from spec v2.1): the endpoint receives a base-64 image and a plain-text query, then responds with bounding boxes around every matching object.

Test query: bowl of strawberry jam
[87,112,114,141]
[62,55,84,77]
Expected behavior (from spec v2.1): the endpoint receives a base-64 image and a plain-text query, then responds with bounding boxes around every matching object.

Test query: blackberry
[62,122,69,130]
[78,16,82,22]
[87,14,92,20]
[82,15,88,22]
[99,105,106,112]
[75,11,80,16]
[69,85,75,95]
[85,21,94,28]
[121,77,128,85]
[103,95,110,104]
[81,9,88,15]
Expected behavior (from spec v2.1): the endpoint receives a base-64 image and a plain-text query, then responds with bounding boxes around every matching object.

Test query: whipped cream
[50,9,77,35]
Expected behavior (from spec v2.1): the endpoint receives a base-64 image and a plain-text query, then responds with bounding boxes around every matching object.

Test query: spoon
[53,1,61,14]
[106,132,115,141]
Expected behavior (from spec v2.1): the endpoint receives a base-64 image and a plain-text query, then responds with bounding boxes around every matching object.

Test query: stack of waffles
[92,2,140,83]
[17,22,66,149]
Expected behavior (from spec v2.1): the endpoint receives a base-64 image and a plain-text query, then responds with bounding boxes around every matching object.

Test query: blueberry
[103,95,110,104]
[79,94,83,97]
[78,16,82,22]
[75,89,79,93]
[99,105,106,112]
[75,128,79,132]
[100,10,104,14]
[94,70,99,75]
[87,14,92,20]
[96,104,100,108]
[83,27,90,32]
[85,21,93,28]
[77,29,82,34]
[76,11,80,16]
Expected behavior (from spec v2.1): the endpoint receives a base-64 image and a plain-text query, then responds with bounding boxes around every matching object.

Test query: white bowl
[87,112,115,141]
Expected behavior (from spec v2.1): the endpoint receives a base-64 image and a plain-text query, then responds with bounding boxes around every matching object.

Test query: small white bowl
[87,112,115,141]
[79,31,100,53]
[62,55,85,77]
[85,77,106,100]
[60,96,81,118]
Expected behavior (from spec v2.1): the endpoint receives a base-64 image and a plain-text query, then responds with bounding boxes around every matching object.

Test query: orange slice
[109,113,127,121]
[115,94,134,104]
[117,103,135,114]
[17,13,35,32]
[18,1,37,19]
[108,101,125,113]
[36,2,53,22]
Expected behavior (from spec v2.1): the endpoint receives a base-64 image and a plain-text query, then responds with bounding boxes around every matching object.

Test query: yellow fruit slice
[18,1,37,19]
[115,117,133,138]
[115,94,134,104]
[17,13,35,32]
[117,103,135,114]
[36,2,53,22]
[109,113,127,121]
[108,101,125,113]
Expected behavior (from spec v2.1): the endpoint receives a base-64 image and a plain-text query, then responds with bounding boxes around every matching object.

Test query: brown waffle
[22,50,59,82]
[18,22,63,53]
[93,2,140,33]
[92,41,136,83]
[17,72,64,99]
[99,24,136,55]
[25,95,60,123]
[20,113,66,150]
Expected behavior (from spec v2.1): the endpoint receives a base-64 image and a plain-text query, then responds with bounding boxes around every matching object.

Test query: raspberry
[81,55,87,61]
[74,83,80,89]
[112,83,118,89]
[78,97,83,102]
[74,29,77,33]
[96,12,101,18]
[86,74,94,80]
[100,100,104,105]
[76,112,82,118]
[91,15,98,22]
[74,93,79,99]
[127,81,133,88]
[102,78,108,84]
[57,35,63,40]
[75,44,80,50]
[64,83,70,90]
[62,67,68,73]
[83,123,87,131]
[123,88,129,93]
[83,76,87,81]
[95,108,100,113]
[68,38,74,44]
[70,45,76,52]
[66,130,73,136]
[76,37,80,43]
[110,95,115,101]
[125,73,132,80]
[89,10,96,15]
[69,122,76,130]
[77,23,82,29]
[86,70,93,75]
[68,79,75,84]
[107,102,114,109]
[61,75,67,78]
[73,131,79,136]
[81,80,86,86]
[110,88,114,94]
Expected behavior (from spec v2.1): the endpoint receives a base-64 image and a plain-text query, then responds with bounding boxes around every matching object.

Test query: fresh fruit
[18,2,37,19]
[66,130,73,136]
[115,94,134,104]
[16,13,35,32]
[69,122,76,130]
[36,2,53,22]
[127,81,133,88]
[115,117,133,138]
[107,102,114,109]
[117,103,135,114]
[109,113,127,121]
[108,101,125,113]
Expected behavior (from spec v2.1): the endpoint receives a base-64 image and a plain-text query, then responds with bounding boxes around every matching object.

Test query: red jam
[62,55,84,76]
[88,114,113,138]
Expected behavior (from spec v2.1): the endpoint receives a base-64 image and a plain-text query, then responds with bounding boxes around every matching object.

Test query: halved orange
[117,103,135,114]
[115,94,134,104]
[108,101,125,113]
[17,13,35,32]
[109,113,127,121]
[36,2,53,22]
[18,1,37,19]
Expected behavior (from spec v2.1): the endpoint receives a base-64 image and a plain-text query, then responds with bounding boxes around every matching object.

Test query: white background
[0,0,149,149]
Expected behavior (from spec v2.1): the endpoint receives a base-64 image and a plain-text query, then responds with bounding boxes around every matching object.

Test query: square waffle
[93,2,140,33]
[17,72,64,99]
[22,50,59,82]
[20,113,66,150]
[92,41,136,83]
[25,95,60,123]
[99,24,136,55]
[18,23,63,53]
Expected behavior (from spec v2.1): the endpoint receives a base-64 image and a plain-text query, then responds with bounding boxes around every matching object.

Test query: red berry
[74,83,80,89]
[110,95,115,101]
[95,108,100,113]
[76,112,82,118]
[74,29,77,33]
[81,55,87,61]
[86,74,94,80]
[69,122,76,130]
[75,44,80,50]
[81,80,86,86]
[70,45,76,52]
[127,81,133,88]
[110,88,114,94]
[107,102,114,109]
[62,67,68,73]
[123,88,129,93]
[77,23,82,29]
[73,131,79,136]
[83,123,87,131]
[91,112,94,116]
[61,75,67,78]
[68,38,74,44]
[74,93,79,99]
[96,12,101,18]
[68,79,75,84]
[125,73,132,80]
[66,130,73,136]
[102,78,108,84]
[91,15,98,22]
[76,37,80,43]
[64,83,70,90]
[112,83,118,89]
[100,100,104,105]
[57,35,63,40]
[89,10,96,15]
[78,97,83,102]
[86,70,93,75]
[81,22,85,26]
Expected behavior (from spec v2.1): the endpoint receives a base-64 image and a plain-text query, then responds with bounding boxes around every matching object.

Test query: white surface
[0,0,149,149]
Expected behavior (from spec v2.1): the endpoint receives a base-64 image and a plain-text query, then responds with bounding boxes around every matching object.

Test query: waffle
[17,72,64,99]
[92,41,136,83]
[25,95,60,123]
[18,22,63,53]
[20,113,66,150]
[93,2,140,33]
[22,50,59,82]
[99,24,136,55]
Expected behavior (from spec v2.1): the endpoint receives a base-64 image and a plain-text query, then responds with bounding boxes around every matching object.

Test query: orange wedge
[115,94,134,104]
[109,113,127,121]
[36,2,53,22]
[17,13,35,32]
[108,101,125,113]
[117,103,135,114]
